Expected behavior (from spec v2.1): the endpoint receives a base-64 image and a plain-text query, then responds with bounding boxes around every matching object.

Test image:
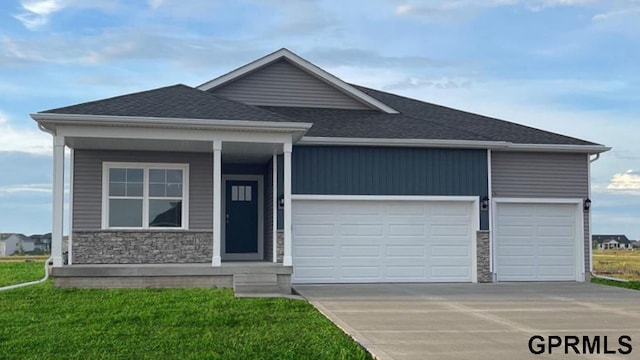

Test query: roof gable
[197,48,398,113]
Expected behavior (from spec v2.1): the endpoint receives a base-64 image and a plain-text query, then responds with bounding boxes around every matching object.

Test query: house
[0,233,35,256]
[28,233,52,253]
[592,235,634,250]
[32,48,610,291]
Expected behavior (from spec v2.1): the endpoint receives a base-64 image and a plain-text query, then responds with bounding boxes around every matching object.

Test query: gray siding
[491,151,590,272]
[209,59,371,110]
[73,150,213,231]
[289,146,489,229]
[491,152,588,198]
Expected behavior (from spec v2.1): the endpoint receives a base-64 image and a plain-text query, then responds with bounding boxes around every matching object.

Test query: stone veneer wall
[476,230,492,283]
[276,230,284,263]
[72,231,213,264]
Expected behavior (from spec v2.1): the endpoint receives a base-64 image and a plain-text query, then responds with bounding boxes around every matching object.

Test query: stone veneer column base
[476,230,493,283]
[276,230,284,263]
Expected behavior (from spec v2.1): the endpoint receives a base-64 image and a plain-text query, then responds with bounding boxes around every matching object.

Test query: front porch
[52,262,293,295]
[33,109,312,294]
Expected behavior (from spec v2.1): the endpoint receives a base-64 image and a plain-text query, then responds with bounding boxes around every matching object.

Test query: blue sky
[0,0,639,238]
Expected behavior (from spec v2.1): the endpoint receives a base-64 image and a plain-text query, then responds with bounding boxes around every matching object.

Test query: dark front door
[225,180,259,254]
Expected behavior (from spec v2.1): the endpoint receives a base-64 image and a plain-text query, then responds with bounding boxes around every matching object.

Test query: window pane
[126,183,143,197]
[149,169,165,183]
[167,169,183,183]
[232,186,238,201]
[109,182,126,196]
[127,169,143,182]
[238,187,245,201]
[109,199,143,227]
[109,168,126,182]
[245,186,251,201]
[149,183,166,197]
[166,183,183,197]
[149,200,182,227]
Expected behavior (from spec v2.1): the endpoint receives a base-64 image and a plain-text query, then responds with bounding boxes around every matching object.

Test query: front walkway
[294,283,640,360]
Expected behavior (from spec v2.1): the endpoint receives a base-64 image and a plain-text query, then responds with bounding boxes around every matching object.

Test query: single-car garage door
[292,198,476,283]
[494,202,580,281]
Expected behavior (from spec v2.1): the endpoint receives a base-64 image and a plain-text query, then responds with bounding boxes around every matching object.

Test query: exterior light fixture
[583,198,592,211]
[481,196,489,210]
[278,195,285,209]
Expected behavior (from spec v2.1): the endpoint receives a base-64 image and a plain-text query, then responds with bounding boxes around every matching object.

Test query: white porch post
[212,140,222,267]
[283,142,293,266]
[51,135,65,267]
[272,154,278,263]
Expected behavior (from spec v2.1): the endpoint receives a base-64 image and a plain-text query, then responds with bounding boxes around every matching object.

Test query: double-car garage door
[292,198,476,283]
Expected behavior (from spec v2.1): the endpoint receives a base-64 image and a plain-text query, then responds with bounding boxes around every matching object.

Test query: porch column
[283,142,293,266]
[212,140,222,267]
[51,135,65,267]
[272,154,278,263]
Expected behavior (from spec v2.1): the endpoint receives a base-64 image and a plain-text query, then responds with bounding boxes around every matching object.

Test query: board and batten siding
[73,150,213,231]
[491,151,591,273]
[287,146,489,229]
[209,59,371,110]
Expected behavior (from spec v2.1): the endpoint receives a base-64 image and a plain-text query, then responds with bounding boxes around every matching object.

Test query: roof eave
[298,136,611,153]
[32,113,313,136]
[196,48,400,114]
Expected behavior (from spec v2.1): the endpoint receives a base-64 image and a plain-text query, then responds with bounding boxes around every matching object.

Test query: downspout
[0,257,53,291]
[590,153,600,163]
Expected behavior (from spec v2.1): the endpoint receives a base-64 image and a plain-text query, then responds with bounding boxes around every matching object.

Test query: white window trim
[101,162,189,230]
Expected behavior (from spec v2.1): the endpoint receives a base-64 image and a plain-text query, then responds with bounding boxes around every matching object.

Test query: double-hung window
[103,162,188,229]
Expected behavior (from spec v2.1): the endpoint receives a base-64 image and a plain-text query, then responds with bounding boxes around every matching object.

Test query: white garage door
[494,202,580,281]
[292,199,475,283]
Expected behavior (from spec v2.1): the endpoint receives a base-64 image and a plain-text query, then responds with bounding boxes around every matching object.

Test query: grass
[591,277,640,291]
[592,250,640,280]
[0,261,46,287]
[0,264,371,360]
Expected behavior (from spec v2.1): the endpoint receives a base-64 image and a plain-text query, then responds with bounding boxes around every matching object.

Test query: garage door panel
[340,224,384,236]
[385,245,426,257]
[340,245,381,257]
[431,266,470,279]
[389,224,426,236]
[431,225,470,236]
[294,245,334,258]
[386,203,426,215]
[295,224,335,236]
[495,202,578,282]
[431,245,468,257]
[293,200,474,283]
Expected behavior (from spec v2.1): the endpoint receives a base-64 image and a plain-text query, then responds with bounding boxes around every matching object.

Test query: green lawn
[591,277,640,291]
[0,264,371,360]
[0,261,46,287]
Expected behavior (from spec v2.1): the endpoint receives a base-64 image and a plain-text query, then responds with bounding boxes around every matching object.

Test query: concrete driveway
[294,283,640,360]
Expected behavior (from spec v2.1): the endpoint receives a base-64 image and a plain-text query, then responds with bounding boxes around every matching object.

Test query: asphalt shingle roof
[40,82,599,146]
[41,84,292,123]
[352,85,597,146]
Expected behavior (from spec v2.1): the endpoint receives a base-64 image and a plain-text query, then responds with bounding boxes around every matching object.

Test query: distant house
[592,235,634,250]
[0,233,36,256]
[28,233,52,252]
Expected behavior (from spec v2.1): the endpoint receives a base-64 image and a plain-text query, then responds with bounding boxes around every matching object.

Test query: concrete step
[233,273,287,297]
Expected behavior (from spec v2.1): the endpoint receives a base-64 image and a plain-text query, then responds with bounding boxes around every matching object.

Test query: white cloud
[607,170,640,194]
[0,184,51,196]
[13,0,64,30]
[0,112,51,155]
[13,0,117,30]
